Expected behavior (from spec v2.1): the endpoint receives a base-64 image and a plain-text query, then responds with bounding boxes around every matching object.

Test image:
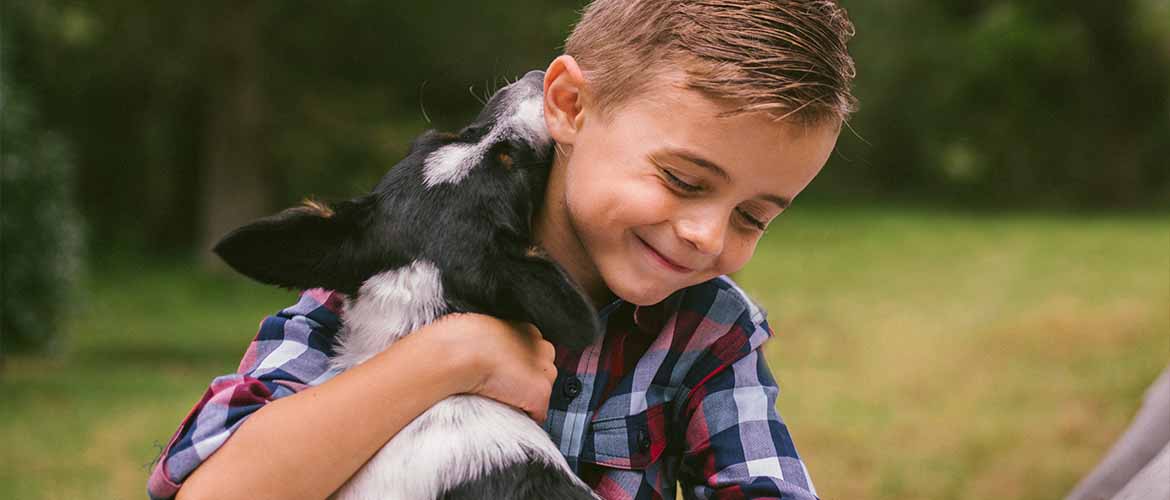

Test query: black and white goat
[214,70,601,500]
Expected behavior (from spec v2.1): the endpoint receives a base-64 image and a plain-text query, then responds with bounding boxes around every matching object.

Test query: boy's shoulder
[640,275,774,369]
[707,274,769,327]
[672,275,771,337]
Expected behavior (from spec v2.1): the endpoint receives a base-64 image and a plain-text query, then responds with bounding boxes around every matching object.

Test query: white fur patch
[422,88,551,188]
[330,260,448,370]
[333,396,585,500]
[328,259,593,500]
[510,96,551,152]
[422,140,491,188]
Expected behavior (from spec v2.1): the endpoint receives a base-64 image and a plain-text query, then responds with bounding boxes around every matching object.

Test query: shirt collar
[597,294,674,335]
[597,298,625,322]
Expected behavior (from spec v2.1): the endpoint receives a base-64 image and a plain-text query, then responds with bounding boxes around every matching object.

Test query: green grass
[2,207,1167,500]
[0,260,298,500]
[739,208,1169,499]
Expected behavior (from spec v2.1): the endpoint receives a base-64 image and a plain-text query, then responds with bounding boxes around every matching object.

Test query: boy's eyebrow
[660,147,792,209]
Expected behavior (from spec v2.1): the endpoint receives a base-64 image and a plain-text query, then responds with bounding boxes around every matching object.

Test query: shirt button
[637,429,651,452]
[563,376,582,399]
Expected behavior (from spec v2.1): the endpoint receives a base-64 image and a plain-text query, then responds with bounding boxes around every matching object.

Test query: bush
[0,77,84,358]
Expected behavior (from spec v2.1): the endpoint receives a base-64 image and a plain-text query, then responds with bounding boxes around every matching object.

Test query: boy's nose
[676,214,726,257]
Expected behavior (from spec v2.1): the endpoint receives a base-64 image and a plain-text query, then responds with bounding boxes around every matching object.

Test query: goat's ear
[213,197,373,293]
[503,254,601,351]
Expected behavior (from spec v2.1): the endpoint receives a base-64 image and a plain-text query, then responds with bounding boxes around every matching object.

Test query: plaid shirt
[148,277,818,500]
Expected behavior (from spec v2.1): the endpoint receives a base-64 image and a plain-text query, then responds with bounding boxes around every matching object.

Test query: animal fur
[214,70,600,500]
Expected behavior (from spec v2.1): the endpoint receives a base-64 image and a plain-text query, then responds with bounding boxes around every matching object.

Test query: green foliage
[3,1,583,253]
[3,1,1168,256]
[0,77,84,356]
[830,0,1170,207]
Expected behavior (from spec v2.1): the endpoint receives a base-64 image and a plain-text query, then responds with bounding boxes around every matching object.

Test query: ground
[2,206,1167,500]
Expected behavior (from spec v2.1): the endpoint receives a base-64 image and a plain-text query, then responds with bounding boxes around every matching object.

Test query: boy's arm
[148,289,344,499]
[149,290,558,500]
[677,319,819,500]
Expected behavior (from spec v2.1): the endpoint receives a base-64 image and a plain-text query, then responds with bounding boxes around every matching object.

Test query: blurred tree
[830,0,1170,208]
[198,0,271,266]
[2,0,1167,265]
[0,63,84,358]
[3,0,582,260]
[4,2,210,253]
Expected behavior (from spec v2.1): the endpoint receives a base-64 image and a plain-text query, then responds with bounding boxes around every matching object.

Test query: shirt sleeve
[146,289,344,500]
[677,318,819,500]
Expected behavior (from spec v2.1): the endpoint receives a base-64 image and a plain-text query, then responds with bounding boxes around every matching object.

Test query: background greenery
[2,209,1166,499]
[4,0,1167,257]
[1,1,1168,499]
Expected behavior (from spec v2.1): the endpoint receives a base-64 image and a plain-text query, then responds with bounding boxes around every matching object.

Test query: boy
[149,1,856,498]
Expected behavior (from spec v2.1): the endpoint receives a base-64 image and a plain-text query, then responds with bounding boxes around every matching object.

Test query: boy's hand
[432,313,558,423]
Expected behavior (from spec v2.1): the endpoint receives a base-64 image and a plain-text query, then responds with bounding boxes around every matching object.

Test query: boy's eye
[659,164,769,231]
[737,208,768,231]
[661,169,702,192]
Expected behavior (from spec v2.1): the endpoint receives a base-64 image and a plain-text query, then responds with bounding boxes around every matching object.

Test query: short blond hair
[564,0,857,127]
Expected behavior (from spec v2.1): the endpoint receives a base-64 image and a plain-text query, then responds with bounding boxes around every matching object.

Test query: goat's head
[213,71,558,295]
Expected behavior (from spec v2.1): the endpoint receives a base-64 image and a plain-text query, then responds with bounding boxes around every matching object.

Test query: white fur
[334,396,580,500]
[422,140,491,188]
[422,90,551,188]
[509,96,551,152]
[329,259,592,500]
[330,260,449,369]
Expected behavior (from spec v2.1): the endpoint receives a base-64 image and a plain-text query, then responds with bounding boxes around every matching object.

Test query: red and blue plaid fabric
[148,277,818,500]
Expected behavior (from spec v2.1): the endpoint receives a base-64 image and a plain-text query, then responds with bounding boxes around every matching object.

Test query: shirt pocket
[581,402,672,470]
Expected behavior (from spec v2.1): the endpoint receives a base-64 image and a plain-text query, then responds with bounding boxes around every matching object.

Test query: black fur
[213,71,600,350]
[438,459,599,500]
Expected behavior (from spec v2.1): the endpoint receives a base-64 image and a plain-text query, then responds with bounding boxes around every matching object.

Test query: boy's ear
[212,197,374,294]
[543,55,588,147]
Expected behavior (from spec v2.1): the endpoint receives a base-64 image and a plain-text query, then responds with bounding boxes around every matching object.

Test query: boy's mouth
[635,235,693,273]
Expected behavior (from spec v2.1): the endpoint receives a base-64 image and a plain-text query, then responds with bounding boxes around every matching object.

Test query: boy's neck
[533,156,616,309]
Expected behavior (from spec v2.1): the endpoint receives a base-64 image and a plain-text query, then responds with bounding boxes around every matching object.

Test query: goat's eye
[461,124,492,141]
[490,142,516,169]
[497,151,514,169]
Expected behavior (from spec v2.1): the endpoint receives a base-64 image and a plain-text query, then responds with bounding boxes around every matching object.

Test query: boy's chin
[605,275,678,307]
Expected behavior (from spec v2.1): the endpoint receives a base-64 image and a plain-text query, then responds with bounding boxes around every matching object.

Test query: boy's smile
[537,56,840,307]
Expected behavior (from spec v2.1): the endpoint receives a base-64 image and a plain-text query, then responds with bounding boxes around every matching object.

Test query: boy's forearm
[176,325,474,500]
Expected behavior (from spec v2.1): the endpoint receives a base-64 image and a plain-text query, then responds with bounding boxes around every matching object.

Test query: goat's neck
[330,260,448,369]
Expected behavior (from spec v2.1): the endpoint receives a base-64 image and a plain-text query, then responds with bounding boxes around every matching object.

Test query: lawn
[2,206,1167,500]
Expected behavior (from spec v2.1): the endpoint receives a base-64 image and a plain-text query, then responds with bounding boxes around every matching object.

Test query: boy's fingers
[526,323,544,343]
[530,378,553,423]
[537,339,556,362]
[542,361,558,386]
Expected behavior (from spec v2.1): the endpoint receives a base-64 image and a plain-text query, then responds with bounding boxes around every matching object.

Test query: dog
[214,70,601,499]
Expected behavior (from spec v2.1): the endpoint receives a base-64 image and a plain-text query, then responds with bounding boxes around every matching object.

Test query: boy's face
[542,63,840,307]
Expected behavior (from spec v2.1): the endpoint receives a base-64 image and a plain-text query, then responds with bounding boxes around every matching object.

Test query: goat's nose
[521,70,545,85]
